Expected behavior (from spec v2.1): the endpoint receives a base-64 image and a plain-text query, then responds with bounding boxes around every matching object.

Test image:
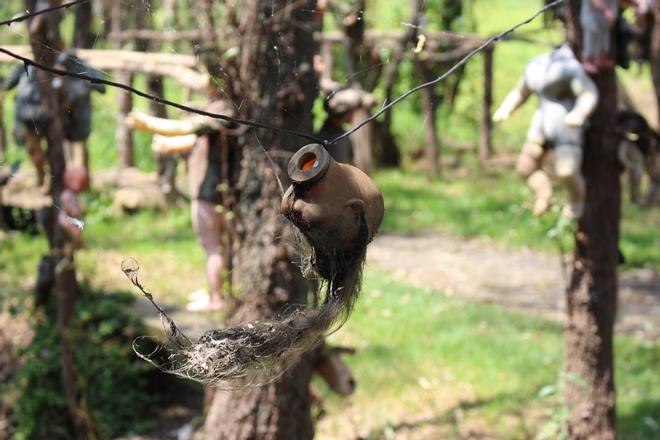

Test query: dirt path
[367,233,660,340]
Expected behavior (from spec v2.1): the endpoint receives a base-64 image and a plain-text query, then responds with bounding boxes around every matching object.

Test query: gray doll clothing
[523,45,586,149]
[580,0,618,57]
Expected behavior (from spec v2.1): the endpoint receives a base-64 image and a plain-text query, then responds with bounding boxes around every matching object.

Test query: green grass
[2,204,658,438]
[321,270,660,439]
[374,167,660,271]
[0,1,658,436]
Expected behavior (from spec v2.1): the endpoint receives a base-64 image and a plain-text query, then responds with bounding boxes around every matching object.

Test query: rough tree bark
[478,45,494,162]
[112,2,134,168]
[0,85,5,160]
[564,2,619,438]
[416,60,441,177]
[203,1,319,439]
[72,0,94,48]
[652,0,660,129]
[25,1,91,438]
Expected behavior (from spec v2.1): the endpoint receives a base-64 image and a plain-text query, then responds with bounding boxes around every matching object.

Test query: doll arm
[151,134,198,156]
[493,78,531,122]
[564,74,599,127]
[125,112,198,136]
[126,111,227,136]
[2,65,24,90]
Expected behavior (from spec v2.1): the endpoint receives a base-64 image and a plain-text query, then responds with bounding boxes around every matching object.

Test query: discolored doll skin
[281,144,384,279]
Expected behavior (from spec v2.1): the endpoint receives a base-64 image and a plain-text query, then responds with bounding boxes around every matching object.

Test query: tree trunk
[116,71,134,168]
[479,45,494,162]
[0,86,5,161]
[148,76,179,203]
[564,2,619,438]
[111,2,134,168]
[416,60,440,177]
[652,0,660,129]
[204,1,319,438]
[26,1,90,437]
[73,0,94,48]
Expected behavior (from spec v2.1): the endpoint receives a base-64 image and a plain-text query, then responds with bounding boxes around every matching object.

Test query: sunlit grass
[375,167,660,271]
[320,269,660,438]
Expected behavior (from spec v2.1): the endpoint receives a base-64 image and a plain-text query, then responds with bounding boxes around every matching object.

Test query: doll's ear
[345,198,366,219]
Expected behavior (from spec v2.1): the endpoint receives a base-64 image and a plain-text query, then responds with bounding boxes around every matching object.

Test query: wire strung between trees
[0,0,90,27]
[333,0,565,145]
[0,46,326,145]
[0,0,564,148]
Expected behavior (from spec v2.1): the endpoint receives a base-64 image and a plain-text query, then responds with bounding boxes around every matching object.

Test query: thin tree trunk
[73,0,94,48]
[479,45,494,162]
[377,0,423,168]
[26,1,90,437]
[148,76,179,203]
[116,71,134,168]
[416,60,440,177]
[112,2,134,168]
[350,107,373,174]
[564,2,619,438]
[652,0,660,129]
[204,1,319,438]
[0,86,5,161]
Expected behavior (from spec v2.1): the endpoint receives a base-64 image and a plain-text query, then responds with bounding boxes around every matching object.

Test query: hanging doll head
[127,144,384,387]
[281,143,384,280]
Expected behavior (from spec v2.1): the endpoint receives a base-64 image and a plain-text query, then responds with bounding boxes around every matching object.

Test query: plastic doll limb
[151,134,198,156]
[566,75,599,127]
[555,145,586,219]
[493,79,531,122]
[126,112,197,136]
[527,170,553,216]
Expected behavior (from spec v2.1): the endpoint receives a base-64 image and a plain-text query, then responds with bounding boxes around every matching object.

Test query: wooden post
[479,45,494,162]
[116,71,134,168]
[25,1,92,438]
[651,0,660,129]
[416,60,441,177]
[0,85,5,161]
[72,0,94,48]
[112,1,134,168]
[350,107,374,175]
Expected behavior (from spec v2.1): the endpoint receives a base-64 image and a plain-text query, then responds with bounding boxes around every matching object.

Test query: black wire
[0,0,90,27]
[0,47,326,145]
[329,0,565,146]
[0,0,564,148]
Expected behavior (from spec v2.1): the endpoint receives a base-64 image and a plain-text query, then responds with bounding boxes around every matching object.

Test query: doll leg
[581,28,600,74]
[555,144,586,219]
[24,131,46,187]
[517,112,552,214]
[191,199,225,310]
[596,30,614,70]
[517,141,554,216]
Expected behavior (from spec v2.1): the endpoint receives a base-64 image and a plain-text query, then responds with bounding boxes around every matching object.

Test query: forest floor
[367,232,660,340]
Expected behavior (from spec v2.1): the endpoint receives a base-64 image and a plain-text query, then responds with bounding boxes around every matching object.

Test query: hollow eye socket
[299,152,318,171]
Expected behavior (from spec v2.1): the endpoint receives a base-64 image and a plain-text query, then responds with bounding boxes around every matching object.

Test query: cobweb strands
[122,254,362,387]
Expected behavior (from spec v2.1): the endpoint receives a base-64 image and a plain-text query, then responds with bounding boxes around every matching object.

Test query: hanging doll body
[494,45,599,219]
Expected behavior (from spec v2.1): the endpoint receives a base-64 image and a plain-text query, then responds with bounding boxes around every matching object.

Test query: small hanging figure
[581,0,622,73]
[494,44,599,219]
[58,166,88,249]
[616,110,660,205]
